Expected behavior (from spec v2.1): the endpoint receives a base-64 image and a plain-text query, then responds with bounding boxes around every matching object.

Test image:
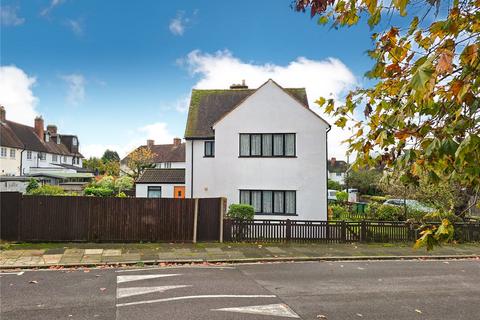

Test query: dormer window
[45,132,50,142]
[72,137,78,146]
[57,135,61,144]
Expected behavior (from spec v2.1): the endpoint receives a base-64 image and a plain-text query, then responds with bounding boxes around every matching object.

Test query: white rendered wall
[0,148,21,175]
[185,81,329,220]
[136,183,184,198]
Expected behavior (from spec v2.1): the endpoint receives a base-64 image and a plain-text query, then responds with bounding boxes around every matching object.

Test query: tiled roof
[121,143,185,164]
[136,168,185,184]
[184,86,309,139]
[0,120,83,157]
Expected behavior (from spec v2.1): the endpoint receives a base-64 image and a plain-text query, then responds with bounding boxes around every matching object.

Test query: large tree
[123,147,156,180]
[294,0,479,249]
[102,149,120,163]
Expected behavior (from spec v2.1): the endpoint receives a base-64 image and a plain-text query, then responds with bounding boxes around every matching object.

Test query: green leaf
[335,117,348,128]
[317,16,329,25]
[410,58,434,93]
[393,0,408,16]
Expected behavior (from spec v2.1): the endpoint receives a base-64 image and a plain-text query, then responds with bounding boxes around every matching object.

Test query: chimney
[147,139,154,148]
[230,80,248,90]
[34,116,45,140]
[173,137,181,146]
[0,106,5,122]
[46,125,57,135]
[330,157,336,166]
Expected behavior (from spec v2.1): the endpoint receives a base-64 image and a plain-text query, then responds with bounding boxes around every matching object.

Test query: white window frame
[1,147,7,157]
[9,149,15,158]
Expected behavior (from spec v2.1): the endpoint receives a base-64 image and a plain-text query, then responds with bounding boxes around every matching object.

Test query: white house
[0,106,86,183]
[135,168,185,198]
[184,79,330,220]
[327,157,348,185]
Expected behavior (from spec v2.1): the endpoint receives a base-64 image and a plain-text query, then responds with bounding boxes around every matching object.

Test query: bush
[370,195,388,203]
[114,176,134,191]
[366,203,405,221]
[26,178,39,193]
[328,179,342,191]
[84,186,115,197]
[329,204,349,220]
[227,204,254,220]
[336,191,348,202]
[28,185,70,196]
[116,192,127,198]
[96,176,115,190]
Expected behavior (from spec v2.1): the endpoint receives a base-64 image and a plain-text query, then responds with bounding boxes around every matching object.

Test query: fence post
[192,198,199,243]
[219,197,226,243]
[341,220,347,243]
[360,220,366,243]
[286,219,291,242]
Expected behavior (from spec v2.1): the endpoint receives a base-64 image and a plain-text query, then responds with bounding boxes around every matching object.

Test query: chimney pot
[34,116,45,141]
[230,80,248,90]
[173,138,181,146]
[147,139,154,148]
[330,157,336,166]
[0,106,5,122]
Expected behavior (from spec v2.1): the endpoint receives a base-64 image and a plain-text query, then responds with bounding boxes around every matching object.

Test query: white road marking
[0,271,24,275]
[115,266,235,273]
[116,294,277,307]
[213,303,300,318]
[117,285,191,298]
[116,274,181,283]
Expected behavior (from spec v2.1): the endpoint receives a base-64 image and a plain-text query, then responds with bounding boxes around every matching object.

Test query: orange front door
[174,186,185,199]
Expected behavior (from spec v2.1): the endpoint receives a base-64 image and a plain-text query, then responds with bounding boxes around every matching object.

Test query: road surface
[1,260,479,319]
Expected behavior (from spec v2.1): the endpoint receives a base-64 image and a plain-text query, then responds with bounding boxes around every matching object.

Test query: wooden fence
[0,192,224,242]
[223,219,480,243]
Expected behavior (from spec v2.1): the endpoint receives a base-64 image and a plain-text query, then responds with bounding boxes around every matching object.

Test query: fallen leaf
[357,314,363,317]
[29,280,38,284]
[415,309,422,314]
[317,315,327,319]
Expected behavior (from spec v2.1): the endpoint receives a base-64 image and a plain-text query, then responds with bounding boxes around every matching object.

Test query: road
[1,260,479,319]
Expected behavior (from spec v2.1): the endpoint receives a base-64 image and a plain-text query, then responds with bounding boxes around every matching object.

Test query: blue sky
[1,0,390,158]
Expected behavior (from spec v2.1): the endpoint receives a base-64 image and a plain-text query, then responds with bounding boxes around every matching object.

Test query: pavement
[1,242,480,269]
[1,260,479,319]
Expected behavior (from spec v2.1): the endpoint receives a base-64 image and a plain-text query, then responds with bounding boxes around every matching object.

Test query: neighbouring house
[327,157,348,185]
[120,138,186,175]
[0,106,90,192]
[135,168,185,198]
[184,79,330,220]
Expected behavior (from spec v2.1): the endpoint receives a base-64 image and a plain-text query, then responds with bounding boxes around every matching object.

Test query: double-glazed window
[9,149,15,158]
[38,152,46,161]
[204,141,215,157]
[52,155,58,162]
[239,133,295,157]
[147,186,162,198]
[27,151,32,160]
[240,190,296,215]
[0,147,7,157]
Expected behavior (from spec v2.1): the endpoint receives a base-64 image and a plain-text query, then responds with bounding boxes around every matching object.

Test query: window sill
[203,156,215,158]
[254,213,298,216]
[238,156,297,158]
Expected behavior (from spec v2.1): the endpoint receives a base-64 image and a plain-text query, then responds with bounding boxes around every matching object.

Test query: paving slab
[84,249,103,255]
[103,249,122,256]
[43,254,62,264]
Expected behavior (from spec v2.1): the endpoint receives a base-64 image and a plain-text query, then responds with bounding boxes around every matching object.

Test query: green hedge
[227,204,254,220]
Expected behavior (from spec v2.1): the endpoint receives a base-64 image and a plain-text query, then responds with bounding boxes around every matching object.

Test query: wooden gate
[196,198,225,242]
[0,192,21,241]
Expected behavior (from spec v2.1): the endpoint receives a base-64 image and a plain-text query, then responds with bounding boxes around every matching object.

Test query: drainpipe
[19,147,25,176]
[326,125,331,219]
[190,140,194,198]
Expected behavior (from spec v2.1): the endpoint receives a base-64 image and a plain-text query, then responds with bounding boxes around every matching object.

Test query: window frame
[1,147,7,157]
[239,189,297,216]
[38,152,46,161]
[239,133,296,158]
[26,151,32,160]
[204,140,215,157]
[52,154,58,163]
[9,149,15,158]
[147,186,162,198]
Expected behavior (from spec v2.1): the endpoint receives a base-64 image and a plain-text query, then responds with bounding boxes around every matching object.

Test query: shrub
[84,186,115,197]
[329,204,349,220]
[328,179,342,190]
[114,176,134,191]
[96,176,115,190]
[336,191,348,202]
[26,178,39,193]
[116,192,127,198]
[28,185,70,196]
[366,203,405,221]
[227,204,254,220]
[370,195,388,203]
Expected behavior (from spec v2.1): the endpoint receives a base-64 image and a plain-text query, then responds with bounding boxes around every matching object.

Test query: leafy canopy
[295,0,479,193]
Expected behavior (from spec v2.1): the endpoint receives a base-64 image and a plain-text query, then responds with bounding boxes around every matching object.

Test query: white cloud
[181,49,358,159]
[65,18,84,36]
[169,10,197,36]
[0,5,25,26]
[81,122,176,158]
[40,0,64,17]
[0,66,38,125]
[60,73,85,105]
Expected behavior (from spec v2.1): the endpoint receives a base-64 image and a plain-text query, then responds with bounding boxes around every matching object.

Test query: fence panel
[0,192,21,241]
[197,198,222,242]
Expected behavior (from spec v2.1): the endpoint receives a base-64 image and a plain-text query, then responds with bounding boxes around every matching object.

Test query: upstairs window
[204,141,215,157]
[10,149,15,158]
[72,137,78,146]
[38,152,46,161]
[239,133,296,157]
[1,147,7,157]
[27,151,32,160]
[52,155,58,162]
